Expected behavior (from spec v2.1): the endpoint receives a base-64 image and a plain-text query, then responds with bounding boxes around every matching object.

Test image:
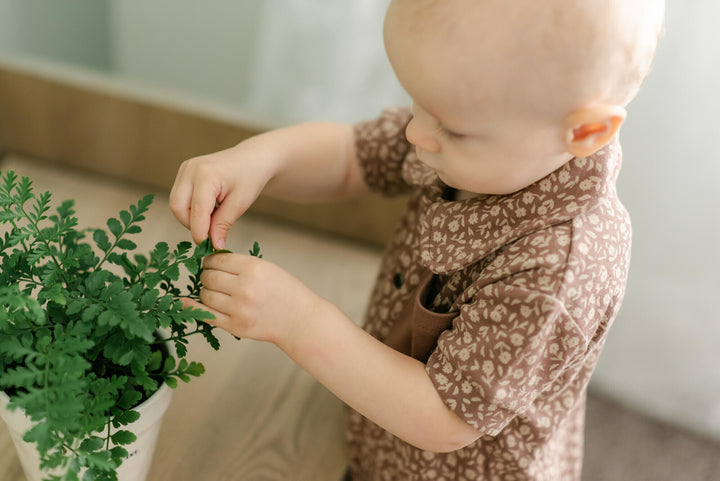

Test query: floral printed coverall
[346,108,632,481]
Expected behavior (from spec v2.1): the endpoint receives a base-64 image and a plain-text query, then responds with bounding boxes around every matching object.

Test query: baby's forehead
[421,0,662,44]
[418,0,663,103]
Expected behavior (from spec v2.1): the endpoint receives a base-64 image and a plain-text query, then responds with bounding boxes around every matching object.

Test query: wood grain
[0,426,26,481]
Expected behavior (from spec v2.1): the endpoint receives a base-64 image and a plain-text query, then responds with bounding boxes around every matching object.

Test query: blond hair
[546,0,666,107]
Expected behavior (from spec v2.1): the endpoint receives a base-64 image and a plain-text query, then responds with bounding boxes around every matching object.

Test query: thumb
[209,191,251,250]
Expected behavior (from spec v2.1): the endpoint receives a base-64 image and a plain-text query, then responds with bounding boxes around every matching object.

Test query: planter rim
[1,331,175,416]
[0,381,172,415]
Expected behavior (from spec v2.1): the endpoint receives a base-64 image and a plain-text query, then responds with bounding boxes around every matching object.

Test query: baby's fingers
[189,182,223,246]
[169,163,193,229]
[181,297,226,327]
[209,190,251,250]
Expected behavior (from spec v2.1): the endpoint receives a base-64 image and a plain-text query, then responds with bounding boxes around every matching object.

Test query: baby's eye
[436,124,465,141]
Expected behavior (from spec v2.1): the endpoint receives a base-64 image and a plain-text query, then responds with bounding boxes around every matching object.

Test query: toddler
[170,0,665,479]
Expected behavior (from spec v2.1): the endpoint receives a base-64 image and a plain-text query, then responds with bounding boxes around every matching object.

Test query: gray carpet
[583,392,720,481]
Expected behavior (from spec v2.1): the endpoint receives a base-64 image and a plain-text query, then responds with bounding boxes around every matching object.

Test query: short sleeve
[426,282,588,435]
[354,107,414,197]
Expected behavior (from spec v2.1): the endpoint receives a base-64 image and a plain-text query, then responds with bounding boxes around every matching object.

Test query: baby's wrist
[275,295,337,361]
[256,129,294,176]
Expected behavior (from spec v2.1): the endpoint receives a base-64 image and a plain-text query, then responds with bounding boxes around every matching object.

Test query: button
[393,273,404,289]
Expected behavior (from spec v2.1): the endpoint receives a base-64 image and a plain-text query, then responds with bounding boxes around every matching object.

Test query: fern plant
[0,170,257,481]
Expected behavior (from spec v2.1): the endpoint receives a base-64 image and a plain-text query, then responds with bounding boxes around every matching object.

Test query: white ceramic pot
[0,382,173,481]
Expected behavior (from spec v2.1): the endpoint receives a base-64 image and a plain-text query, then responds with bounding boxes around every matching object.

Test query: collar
[402,138,623,274]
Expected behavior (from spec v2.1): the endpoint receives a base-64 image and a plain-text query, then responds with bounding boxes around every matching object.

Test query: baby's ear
[562,105,627,157]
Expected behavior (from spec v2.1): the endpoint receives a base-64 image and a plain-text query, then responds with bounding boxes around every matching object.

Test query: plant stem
[8,218,31,254]
[106,419,112,450]
[16,202,65,275]
[153,328,204,345]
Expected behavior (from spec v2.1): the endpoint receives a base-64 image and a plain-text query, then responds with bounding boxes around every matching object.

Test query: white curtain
[591,0,720,440]
[241,0,408,125]
[111,0,408,126]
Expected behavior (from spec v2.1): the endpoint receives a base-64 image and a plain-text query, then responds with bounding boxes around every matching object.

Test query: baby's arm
[170,122,369,249]
[285,298,483,452]
[174,110,480,451]
[184,253,482,453]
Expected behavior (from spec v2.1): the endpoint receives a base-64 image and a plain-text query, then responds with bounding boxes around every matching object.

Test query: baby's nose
[405,117,441,153]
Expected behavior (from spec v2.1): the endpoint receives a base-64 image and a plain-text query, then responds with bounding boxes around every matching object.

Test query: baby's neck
[453,189,481,201]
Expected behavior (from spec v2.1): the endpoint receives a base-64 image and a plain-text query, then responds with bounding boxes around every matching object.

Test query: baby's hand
[169,140,278,249]
[182,253,322,345]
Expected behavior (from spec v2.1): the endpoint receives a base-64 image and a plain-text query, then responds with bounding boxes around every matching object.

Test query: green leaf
[147,349,163,371]
[117,349,135,366]
[133,253,148,268]
[144,272,162,290]
[85,270,110,296]
[3,365,43,389]
[119,210,131,227]
[116,239,137,251]
[195,238,215,257]
[83,468,98,481]
[156,294,173,312]
[0,210,21,222]
[165,263,180,281]
[117,389,142,410]
[36,335,52,352]
[185,361,205,377]
[85,450,116,470]
[248,241,263,258]
[112,410,140,427]
[183,257,199,275]
[200,327,221,351]
[106,218,122,238]
[23,422,55,455]
[98,310,122,328]
[151,242,170,264]
[79,436,105,453]
[139,289,159,311]
[40,448,67,471]
[173,339,188,357]
[130,359,158,394]
[93,229,111,252]
[39,283,67,306]
[136,194,154,214]
[109,446,128,464]
[64,466,81,481]
[163,355,176,372]
[81,304,103,323]
[175,241,192,257]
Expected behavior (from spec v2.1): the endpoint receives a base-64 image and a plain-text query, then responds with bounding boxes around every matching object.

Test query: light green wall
[110,1,265,111]
[0,0,111,70]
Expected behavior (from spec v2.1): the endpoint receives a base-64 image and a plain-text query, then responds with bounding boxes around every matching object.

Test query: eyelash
[436,124,464,141]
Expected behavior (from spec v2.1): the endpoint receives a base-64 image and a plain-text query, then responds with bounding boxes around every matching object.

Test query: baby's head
[383,0,665,195]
